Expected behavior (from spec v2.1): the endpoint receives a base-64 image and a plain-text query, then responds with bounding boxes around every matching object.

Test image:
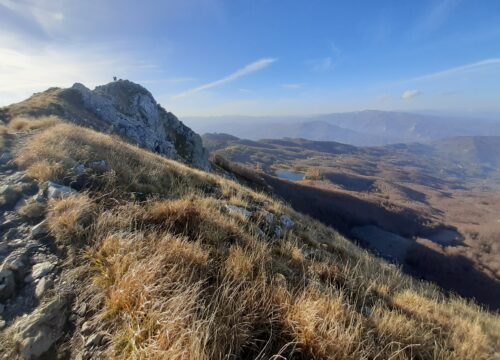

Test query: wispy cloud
[308,57,332,72]
[402,90,421,100]
[140,77,195,85]
[281,83,303,89]
[0,43,160,106]
[307,41,342,72]
[172,58,276,99]
[413,0,461,37]
[0,0,65,39]
[0,0,166,106]
[410,58,500,82]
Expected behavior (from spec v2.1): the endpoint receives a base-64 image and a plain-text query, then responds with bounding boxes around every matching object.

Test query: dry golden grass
[13,123,500,359]
[16,123,219,197]
[25,160,65,182]
[47,193,96,246]
[17,200,46,221]
[8,115,60,132]
[0,124,7,150]
[304,167,323,180]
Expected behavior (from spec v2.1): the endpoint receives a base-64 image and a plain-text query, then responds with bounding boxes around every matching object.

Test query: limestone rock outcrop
[67,80,210,170]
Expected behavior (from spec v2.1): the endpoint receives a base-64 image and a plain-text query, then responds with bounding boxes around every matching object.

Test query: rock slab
[13,297,68,359]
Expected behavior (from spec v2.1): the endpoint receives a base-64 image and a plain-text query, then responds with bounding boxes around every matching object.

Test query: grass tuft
[8,115,60,132]
[47,193,96,246]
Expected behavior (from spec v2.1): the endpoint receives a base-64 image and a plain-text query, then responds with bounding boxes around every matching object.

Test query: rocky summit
[1,80,210,171]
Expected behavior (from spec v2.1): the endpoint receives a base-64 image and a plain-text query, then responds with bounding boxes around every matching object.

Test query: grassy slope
[8,122,500,359]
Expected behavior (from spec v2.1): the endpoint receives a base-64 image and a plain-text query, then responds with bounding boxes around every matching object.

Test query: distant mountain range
[185,110,500,146]
[204,133,500,171]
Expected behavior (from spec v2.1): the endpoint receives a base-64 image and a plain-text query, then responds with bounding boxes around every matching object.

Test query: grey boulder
[13,297,68,359]
[47,182,75,200]
[0,268,16,300]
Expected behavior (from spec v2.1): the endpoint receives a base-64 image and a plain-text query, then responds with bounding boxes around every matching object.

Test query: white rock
[76,303,87,316]
[35,277,53,298]
[6,254,28,281]
[263,211,274,224]
[31,220,49,238]
[85,332,105,348]
[225,204,252,221]
[73,164,86,175]
[47,182,75,200]
[280,214,294,229]
[81,321,93,335]
[14,298,67,359]
[25,262,55,282]
[274,226,283,238]
[32,191,45,203]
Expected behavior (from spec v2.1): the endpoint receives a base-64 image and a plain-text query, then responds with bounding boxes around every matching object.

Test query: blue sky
[1,0,500,117]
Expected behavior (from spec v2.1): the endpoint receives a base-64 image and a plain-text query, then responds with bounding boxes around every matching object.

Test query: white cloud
[307,42,342,73]
[281,83,303,89]
[0,0,167,106]
[172,58,276,99]
[402,90,421,100]
[0,42,159,106]
[0,0,65,36]
[411,58,500,82]
[308,57,332,72]
[140,77,195,85]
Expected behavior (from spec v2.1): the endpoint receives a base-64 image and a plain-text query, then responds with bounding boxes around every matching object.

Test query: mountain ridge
[1,80,210,170]
[185,110,500,146]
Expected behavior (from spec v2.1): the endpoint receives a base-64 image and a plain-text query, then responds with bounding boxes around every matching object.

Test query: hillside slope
[205,134,500,310]
[0,80,209,170]
[0,118,499,358]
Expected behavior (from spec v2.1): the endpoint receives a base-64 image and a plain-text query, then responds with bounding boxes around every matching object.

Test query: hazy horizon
[181,109,500,121]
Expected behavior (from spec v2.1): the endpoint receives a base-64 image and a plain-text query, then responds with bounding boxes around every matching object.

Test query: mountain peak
[4,80,210,170]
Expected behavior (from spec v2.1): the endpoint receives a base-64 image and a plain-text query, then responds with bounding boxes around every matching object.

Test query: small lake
[275,169,305,181]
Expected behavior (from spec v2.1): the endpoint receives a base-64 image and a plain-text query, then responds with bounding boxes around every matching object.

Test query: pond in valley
[275,169,305,181]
